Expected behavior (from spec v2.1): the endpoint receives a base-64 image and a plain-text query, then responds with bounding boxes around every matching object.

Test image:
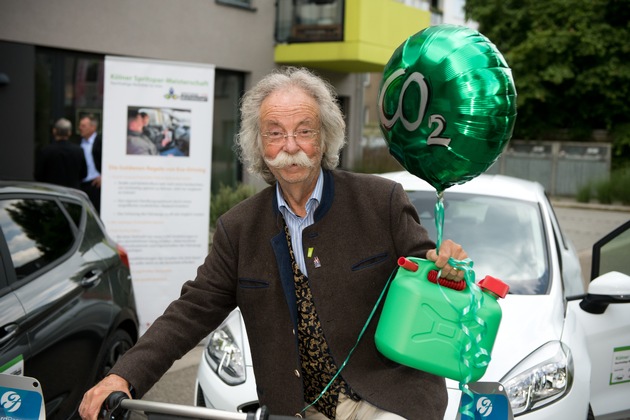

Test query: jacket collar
[314,169,333,222]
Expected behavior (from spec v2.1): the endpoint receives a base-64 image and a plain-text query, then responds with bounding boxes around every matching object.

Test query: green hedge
[576,166,630,205]
[210,183,256,229]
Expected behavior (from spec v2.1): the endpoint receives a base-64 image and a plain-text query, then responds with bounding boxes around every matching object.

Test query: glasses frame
[261,129,320,146]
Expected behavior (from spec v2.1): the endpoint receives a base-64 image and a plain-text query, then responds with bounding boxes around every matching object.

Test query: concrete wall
[0,0,363,100]
[0,0,277,85]
[489,140,612,196]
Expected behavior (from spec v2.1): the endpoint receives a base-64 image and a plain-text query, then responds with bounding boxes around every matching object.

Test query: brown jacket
[111,169,447,419]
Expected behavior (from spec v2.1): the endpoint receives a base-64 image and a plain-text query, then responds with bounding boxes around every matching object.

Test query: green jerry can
[375,256,509,382]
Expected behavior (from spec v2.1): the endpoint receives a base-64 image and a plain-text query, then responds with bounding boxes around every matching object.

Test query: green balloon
[378,24,517,192]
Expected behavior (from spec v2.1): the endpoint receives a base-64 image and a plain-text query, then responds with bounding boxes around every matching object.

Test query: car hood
[446,294,563,389]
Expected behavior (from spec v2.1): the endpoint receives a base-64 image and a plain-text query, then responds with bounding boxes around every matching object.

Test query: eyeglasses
[261,129,319,145]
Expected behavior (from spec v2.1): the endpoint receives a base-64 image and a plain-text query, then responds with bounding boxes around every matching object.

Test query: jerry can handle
[397,256,466,291]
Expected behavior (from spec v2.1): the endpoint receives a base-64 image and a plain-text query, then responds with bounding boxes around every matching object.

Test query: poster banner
[102,56,214,334]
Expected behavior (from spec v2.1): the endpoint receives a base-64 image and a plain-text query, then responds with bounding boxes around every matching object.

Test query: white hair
[53,118,72,137]
[235,67,346,184]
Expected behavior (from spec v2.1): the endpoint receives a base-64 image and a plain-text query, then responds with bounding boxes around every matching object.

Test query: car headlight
[204,326,246,385]
[501,341,573,416]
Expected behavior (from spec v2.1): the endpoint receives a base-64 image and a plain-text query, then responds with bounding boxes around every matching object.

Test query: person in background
[79,67,467,420]
[78,114,102,213]
[35,118,87,189]
[127,109,158,156]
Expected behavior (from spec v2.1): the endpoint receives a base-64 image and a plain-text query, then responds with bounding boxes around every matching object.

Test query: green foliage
[465,0,630,142]
[611,123,630,170]
[574,166,630,204]
[575,183,592,203]
[610,167,630,204]
[595,179,613,204]
[210,183,256,229]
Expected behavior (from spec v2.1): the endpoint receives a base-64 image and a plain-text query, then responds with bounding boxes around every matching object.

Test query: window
[211,70,245,193]
[276,0,344,43]
[35,48,104,152]
[408,192,549,295]
[0,198,76,280]
[62,201,83,228]
[35,48,244,196]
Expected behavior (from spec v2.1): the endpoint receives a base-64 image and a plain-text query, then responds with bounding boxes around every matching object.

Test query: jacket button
[292,329,296,335]
[294,369,301,377]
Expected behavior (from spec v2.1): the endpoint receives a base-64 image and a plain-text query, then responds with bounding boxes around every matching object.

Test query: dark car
[0,182,139,419]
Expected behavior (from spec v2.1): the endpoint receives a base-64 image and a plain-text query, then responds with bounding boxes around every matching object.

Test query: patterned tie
[283,222,359,418]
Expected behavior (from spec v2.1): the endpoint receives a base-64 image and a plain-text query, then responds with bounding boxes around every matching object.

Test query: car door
[0,243,31,376]
[0,194,113,419]
[567,220,630,419]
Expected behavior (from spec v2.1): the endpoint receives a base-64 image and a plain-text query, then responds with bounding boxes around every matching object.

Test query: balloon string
[433,191,490,419]
[447,258,489,420]
[301,267,399,413]
[434,190,444,251]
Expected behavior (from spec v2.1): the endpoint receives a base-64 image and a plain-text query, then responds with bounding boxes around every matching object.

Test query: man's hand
[91,175,101,188]
[425,239,467,281]
[79,374,131,420]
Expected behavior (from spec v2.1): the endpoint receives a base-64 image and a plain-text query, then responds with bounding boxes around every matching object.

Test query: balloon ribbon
[434,191,491,420]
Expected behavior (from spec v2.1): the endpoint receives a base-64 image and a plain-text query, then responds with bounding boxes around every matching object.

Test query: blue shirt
[81,132,100,182]
[277,169,323,277]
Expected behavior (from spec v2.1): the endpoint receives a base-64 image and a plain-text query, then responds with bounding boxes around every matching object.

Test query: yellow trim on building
[275,0,430,73]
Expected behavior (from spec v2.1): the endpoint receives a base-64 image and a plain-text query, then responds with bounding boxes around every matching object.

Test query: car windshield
[407,191,549,295]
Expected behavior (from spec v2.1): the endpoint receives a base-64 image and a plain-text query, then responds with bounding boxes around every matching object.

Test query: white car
[195,171,630,419]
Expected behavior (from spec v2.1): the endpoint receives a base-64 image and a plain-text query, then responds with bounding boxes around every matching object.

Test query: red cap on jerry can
[398,256,419,272]
[478,276,510,299]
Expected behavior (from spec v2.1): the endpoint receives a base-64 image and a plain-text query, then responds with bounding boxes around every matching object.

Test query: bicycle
[102,391,296,420]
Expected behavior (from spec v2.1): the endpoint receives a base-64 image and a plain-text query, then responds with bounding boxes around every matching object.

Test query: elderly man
[79,67,467,420]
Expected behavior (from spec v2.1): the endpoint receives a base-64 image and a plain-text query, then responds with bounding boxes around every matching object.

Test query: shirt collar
[276,168,323,217]
[82,132,97,144]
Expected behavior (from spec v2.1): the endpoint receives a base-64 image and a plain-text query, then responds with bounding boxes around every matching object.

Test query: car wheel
[96,329,134,381]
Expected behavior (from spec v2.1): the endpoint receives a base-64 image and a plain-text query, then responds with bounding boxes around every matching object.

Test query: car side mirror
[579,271,630,314]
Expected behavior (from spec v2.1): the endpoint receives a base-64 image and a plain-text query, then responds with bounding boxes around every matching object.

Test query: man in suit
[79,67,468,420]
[78,114,102,213]
[35,118,87,189]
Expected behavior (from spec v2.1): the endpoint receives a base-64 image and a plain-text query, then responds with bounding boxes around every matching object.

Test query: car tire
[96,329,134,381]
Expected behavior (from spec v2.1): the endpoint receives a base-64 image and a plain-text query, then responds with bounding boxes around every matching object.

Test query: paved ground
[551,199,630,284]
[127,199,630,418]
[128,346,203,418]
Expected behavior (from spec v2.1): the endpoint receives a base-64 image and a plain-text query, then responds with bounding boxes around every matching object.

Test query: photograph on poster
[126,105,191,157]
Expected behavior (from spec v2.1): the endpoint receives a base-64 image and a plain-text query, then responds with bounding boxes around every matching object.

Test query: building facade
[0,0,444,190]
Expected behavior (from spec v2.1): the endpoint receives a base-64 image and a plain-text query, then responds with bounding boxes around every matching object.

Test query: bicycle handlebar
[103,391,296,420]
